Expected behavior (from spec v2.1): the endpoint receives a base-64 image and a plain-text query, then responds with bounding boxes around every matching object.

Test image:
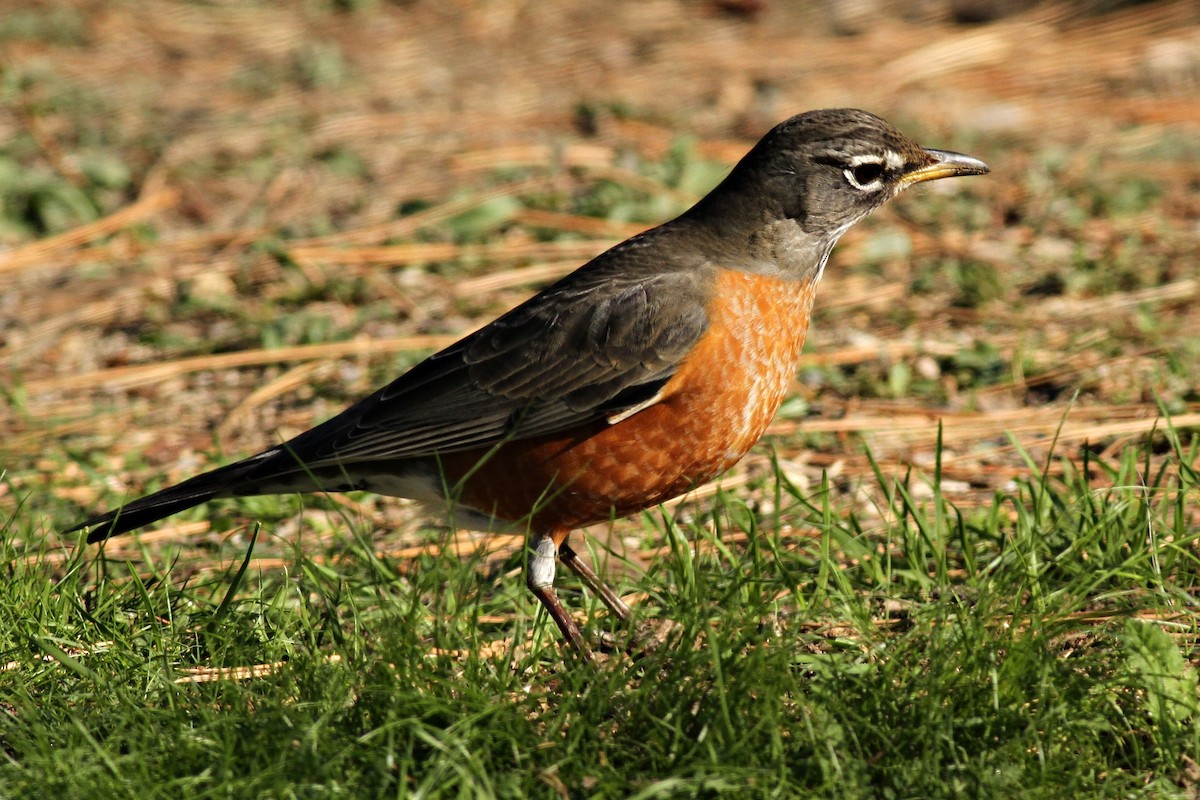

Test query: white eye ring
[844,158,886,191]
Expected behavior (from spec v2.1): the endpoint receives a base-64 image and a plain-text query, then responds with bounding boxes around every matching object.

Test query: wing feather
[250,245,716,475]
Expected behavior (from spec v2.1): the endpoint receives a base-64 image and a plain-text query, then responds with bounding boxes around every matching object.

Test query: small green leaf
[1121,618,1198,723]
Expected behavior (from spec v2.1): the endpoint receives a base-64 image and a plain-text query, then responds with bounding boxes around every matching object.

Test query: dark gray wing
[261,246,716,468]
[69,230,716,540]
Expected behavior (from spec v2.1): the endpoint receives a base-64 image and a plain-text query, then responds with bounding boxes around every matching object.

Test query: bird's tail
[66,450,283,543]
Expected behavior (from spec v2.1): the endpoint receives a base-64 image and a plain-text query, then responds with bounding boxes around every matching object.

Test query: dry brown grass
[3,0,1199,569]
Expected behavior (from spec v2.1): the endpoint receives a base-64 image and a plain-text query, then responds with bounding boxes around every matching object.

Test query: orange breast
[444,269,818,531]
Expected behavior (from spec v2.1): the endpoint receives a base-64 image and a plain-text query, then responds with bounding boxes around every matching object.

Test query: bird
[68,109,988,659]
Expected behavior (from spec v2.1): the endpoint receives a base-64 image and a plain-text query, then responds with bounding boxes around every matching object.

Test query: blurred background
[1,0,1198,547]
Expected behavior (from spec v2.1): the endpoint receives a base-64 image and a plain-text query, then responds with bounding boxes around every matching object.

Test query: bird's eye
[845,161,885,189]
[854,163,884,184]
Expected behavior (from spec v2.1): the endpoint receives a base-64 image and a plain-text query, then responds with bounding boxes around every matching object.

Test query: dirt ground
[2,0,1199,556]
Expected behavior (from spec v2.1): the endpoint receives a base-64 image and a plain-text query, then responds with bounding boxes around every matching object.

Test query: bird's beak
[901,149,990,186]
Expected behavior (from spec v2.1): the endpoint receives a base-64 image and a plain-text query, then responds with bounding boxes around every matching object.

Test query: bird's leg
[526,529,592,661]
[559,539,632,622]
[561,537,676,658]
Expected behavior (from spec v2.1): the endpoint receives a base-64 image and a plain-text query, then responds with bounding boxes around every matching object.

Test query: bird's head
[685,108,989,278]
[761,108,988,233]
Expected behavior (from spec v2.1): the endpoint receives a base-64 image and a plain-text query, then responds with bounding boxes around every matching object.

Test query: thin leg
[526,530,593,661]
[560,540,632,622]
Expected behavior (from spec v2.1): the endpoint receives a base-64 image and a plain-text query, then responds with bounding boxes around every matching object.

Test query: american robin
[68,109,988,658]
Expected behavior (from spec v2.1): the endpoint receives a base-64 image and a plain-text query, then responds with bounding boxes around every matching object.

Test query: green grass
[4,426,1198,798]
[4,8,1200,794]
[3,127,1197,798]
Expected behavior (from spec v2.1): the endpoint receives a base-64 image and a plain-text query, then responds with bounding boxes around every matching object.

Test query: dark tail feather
[66,452,280,543]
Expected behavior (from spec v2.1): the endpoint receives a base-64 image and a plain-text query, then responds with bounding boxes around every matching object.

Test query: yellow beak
[901,148,990,186]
